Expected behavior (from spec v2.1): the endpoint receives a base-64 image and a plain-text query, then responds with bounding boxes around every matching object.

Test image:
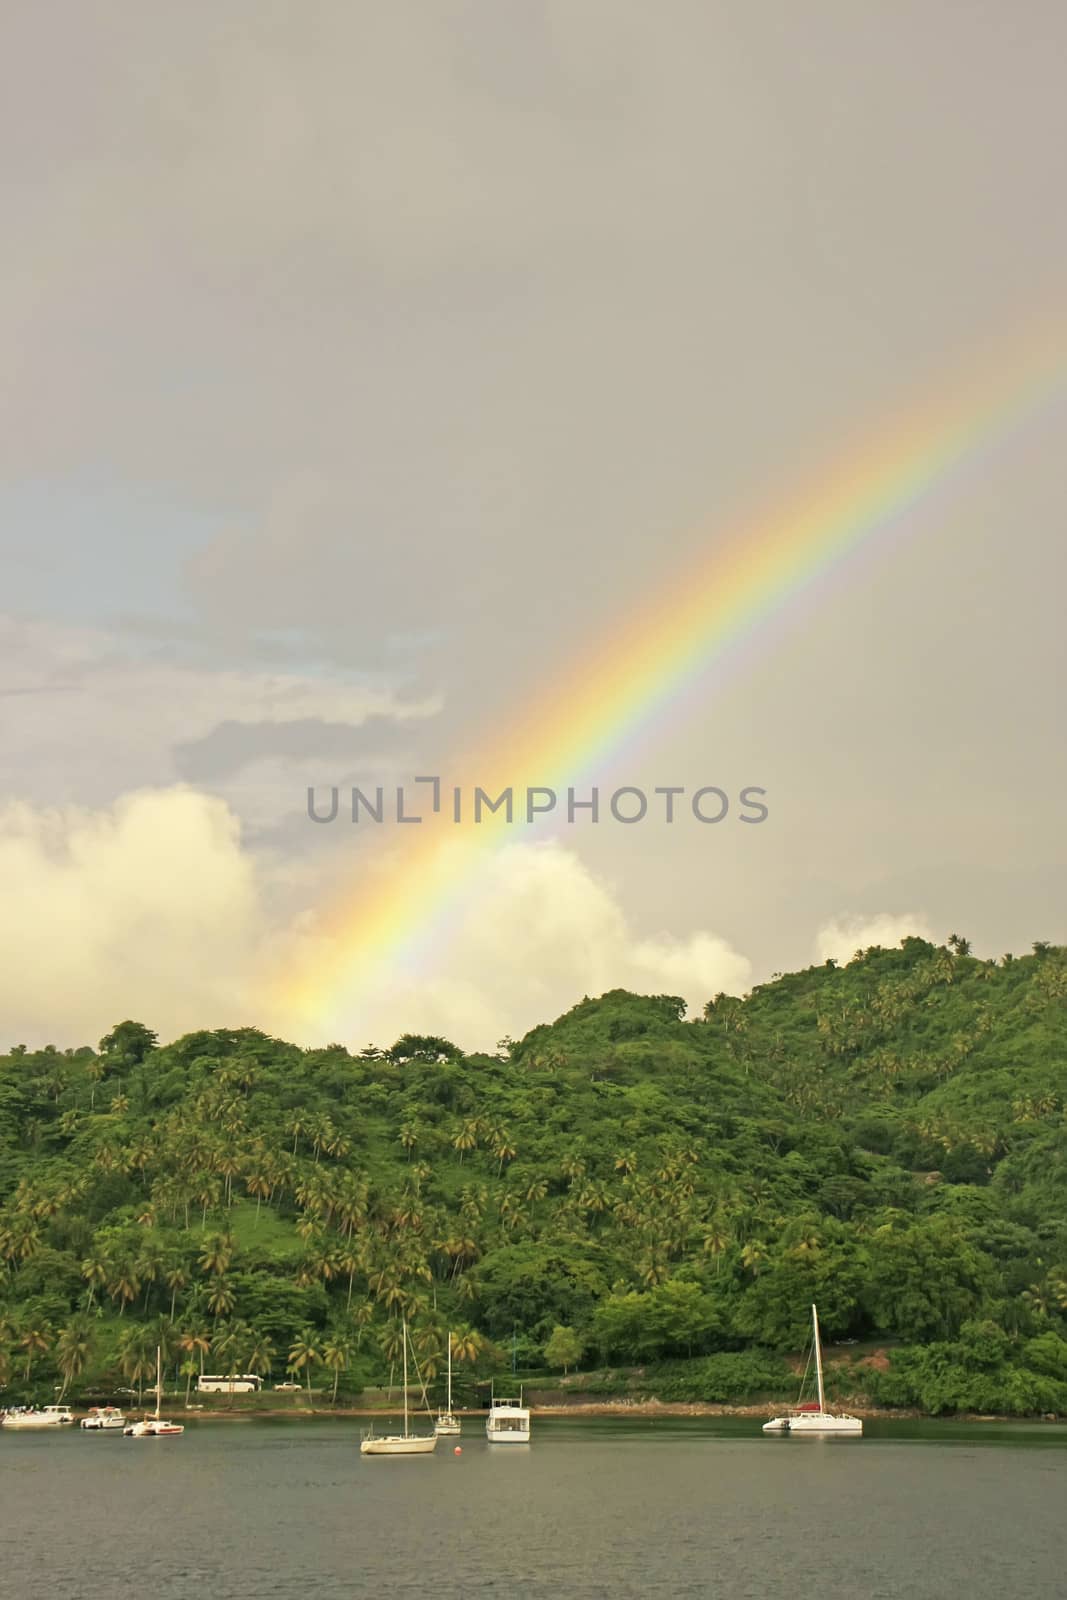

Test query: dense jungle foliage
[2,935,1066,1415]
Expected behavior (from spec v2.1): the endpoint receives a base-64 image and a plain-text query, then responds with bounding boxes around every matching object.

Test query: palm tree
[55,1318,95,1399]
[206,1277,236,1322]
[163,1258,190,1320]
[336,1241,362,1310]
[321,1334,352,1403]
[350,1299,375,1348]
[198,1231,234,1277]
[117,1324,154,1400]
[448,1325,486,1365]
[378,1320,405,1367]
[702,1220,730,1275]
[451,1120,478,1163]
[212,1322,241,1395]
[80,1252,110,1309]
[490,1127,517,1174]
[245,1163,272,1220]
[287,1329,322,1397]
[180,1355,200,1407]
[740,1240,768,1277]
[19,1322,51,1381]
[245,1330,276,1384]
[107,1260,141,1316]
[177,1327,212,1392]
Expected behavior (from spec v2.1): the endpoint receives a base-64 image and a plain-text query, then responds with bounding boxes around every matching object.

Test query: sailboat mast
[812,1305,825,1412]
[402,1318,409,1436]
[155,1345,162,1421]
[447,1332,452,1411]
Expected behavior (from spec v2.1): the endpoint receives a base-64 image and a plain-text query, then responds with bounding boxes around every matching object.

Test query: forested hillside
[2,935,1067,1415]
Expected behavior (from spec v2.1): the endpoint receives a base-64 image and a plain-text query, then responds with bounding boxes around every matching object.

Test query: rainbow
[279,320,1067,1034]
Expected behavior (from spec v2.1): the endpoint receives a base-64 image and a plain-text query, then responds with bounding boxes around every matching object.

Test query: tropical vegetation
[1,935,1066,1416]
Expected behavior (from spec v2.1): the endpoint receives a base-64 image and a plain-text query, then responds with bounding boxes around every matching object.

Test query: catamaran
[360,1319,437,1456]
[485,1386,530,1443]
[762,1304,862,1435]
[435,1331,461,1437]
[123,1348,184,1437]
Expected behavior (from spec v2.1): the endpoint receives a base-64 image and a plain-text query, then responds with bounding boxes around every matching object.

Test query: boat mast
[447,1332,453,1413]
[402,1318,409,1437]
[812,1305,825,1413]
[155,1345,162,1421]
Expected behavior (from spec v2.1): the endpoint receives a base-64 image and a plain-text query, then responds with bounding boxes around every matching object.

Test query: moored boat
[361,1319,438,1456]
[1,1404,74,1429]
[435,1331,461,1437]
[762,1304,862,1436]
[486,1388,530,1443]
[81,1406,126,1431]
[124,1347,184,1438]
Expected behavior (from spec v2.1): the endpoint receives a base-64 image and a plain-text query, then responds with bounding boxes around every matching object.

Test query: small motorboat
[81,1406,126,1431]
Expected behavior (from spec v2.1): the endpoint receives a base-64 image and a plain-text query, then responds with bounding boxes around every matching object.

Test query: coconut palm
[451,1120,478,1163]
[321,1334,353,1403]
[448,1325,486,1365]
[287,1329,322,1397]
[107,1259,141,1315]
[163,1258,190,1320]
[198,1231,234,1277]
[117,1324,154,1400]
[245,1330,276,1382]
[18,1322,52,1381]
[206,1277,236,1322]
[177,1327,212,1393]
[80,1252,110,1309]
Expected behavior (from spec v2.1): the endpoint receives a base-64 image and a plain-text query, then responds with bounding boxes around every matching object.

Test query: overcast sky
[3,1,1065,1049]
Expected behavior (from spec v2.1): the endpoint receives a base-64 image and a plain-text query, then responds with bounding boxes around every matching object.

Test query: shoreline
[85,1399,1060,1425]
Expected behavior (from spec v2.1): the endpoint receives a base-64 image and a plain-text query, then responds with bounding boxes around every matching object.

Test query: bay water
[1,1416,1063,1598]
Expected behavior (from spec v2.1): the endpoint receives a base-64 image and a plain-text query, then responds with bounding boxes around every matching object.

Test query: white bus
[197,1374,264,1394]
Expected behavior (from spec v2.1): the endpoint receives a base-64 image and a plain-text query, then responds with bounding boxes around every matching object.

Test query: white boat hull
[81,1412,125,1431]
[486,1416,530,1442]
[789,1412,862,1434]
[360,1434,438,1455]
[124,1420,184,1437]
[2,1410,74,1429]
[763,1412,862,1435]
[435,1416,462,1436]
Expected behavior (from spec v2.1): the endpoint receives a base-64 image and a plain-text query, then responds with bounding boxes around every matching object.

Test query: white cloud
[0,795,750,1053]
[285,839,752,1050]
[814,912,936,966]
[0,788,264,1047]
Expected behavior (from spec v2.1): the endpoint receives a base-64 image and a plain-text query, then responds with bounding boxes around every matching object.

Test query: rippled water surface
[2,1416,1065,1598]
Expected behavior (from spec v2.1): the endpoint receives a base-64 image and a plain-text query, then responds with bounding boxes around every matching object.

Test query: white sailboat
[360,1320,438,1456]
[435,1331,461,1437]
[762,1304,862,1435]
[123,1348,184,1437]
[485,1386,530,1443]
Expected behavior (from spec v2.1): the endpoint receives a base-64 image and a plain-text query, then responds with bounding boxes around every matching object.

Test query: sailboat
[762,1304,862,1435]
[123,1347,184,1437]
[435,1331,461,1437]
[360,1320,438,1455]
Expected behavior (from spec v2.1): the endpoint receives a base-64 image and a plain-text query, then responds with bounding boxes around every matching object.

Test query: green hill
[2,935,1066,1416]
